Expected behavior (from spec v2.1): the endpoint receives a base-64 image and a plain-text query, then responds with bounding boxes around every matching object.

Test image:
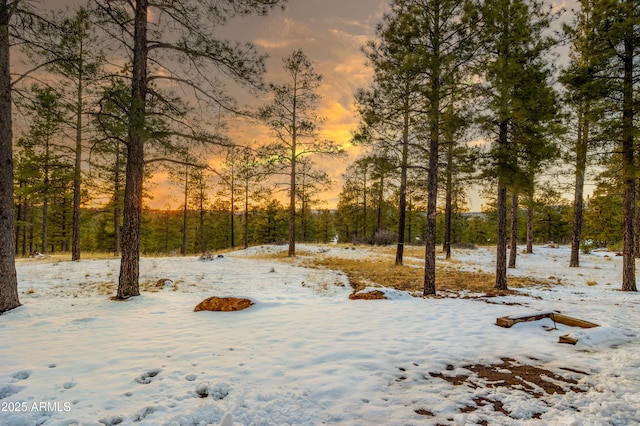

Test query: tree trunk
[526,196,534,254]
[288,142,296,257]
[71,74,83,261]
[508,192,518,268]
[570,103,587,267]
[287,75,297,258]
[301,196,306,243]
[42,189,48,253]
[362,168,367,242]
[0,0,20,313]
[395,94,410,266]
[621,32,636,291]
[443,132,454,260]
[21,199,28,256]
[113,147,121,256]
[14,190,20,255]
[42,138,49,254]
[117,0,148,299]
[181,164,188,256]
[407,201,413,245]
[635,181,640,258]
[377,174,383,235]
[495,120,509,291]
[244,180,249,249]
[199,178,205,254]
[424,9,441,296]
[230,169,235,248]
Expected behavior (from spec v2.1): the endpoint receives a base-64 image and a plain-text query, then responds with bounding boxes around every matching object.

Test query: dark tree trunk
[495,120,509,291]
[424,8,441,296]
[21,199,27,256]
[570,104,587,267]
[443,134,454,260]
[407,202,413,245]
[230,169,235,248]
[42,143,49,254]
[244,180,249,249]
[113,147,121,256]
[301,198,306,243]
[395,94,410,266]
[199,178,205,254]
[635,181,640,258]
[0,0,20,313]
[287,79,297,258]
[621,32,636,291]
[526,196,533,254]
[181,164,188,256]
[42,194,48,253]
[117,0,148,299]
[288,146,296,257]
[14,191,20,255]
[377,174,383,235]
[362,169,367,242]
[508,192,518,268]
[71,77,83,261]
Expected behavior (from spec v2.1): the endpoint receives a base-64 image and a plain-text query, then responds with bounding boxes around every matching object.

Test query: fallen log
[496,310,599,345]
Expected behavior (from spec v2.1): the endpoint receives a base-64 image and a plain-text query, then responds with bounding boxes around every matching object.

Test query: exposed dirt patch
[429,358,588,419]
[466,358,584,396]
[432,358,586,397]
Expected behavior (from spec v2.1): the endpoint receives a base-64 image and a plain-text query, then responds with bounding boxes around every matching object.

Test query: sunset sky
[42,0,577,211]
[149,0,391,210]
[148,0,577,211]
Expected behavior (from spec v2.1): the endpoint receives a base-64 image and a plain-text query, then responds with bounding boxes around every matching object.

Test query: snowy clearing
[1,245,639,425]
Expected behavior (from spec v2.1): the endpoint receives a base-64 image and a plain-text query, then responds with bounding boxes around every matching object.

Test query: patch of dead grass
[307,256,548,295]
[246,246,554,296]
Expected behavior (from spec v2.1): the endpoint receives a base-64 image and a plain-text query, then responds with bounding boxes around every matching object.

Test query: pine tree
[0,0,24,313]
[29,7,105,261]
[91,78,130,255]
[259,49,342,257]
[359,0,478,293]
[479,0,558,290]
[561,0,606,267]
[17,85,69,254]
[590,0,640,291]
[93,0,286,299]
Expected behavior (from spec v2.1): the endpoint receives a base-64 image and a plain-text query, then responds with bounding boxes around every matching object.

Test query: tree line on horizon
[1,0,639,314]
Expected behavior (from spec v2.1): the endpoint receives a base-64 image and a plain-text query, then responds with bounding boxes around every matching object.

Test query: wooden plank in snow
[496,311,598,329]
[551,313,598,329]
[496,311,555,328]
[558,334,578,345]
[496,310,600,345]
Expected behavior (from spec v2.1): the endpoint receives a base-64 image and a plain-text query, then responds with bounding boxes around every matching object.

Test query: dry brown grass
[95,279,179,295]
[251,247,553,296]
[309,257,548,295]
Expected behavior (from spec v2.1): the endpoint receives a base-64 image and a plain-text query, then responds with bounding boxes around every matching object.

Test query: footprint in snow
[98,414,124,425]
[135,369,161,384]
[195,382,230,400]
[0,385,24,400]
[133,406,156,422]
[11,370,31,381]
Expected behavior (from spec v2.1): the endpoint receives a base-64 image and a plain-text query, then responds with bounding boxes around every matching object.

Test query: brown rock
[194,297,254,312]
[349,290,387,300]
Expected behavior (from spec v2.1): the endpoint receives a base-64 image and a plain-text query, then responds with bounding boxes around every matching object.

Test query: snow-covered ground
[1,245,639,426]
